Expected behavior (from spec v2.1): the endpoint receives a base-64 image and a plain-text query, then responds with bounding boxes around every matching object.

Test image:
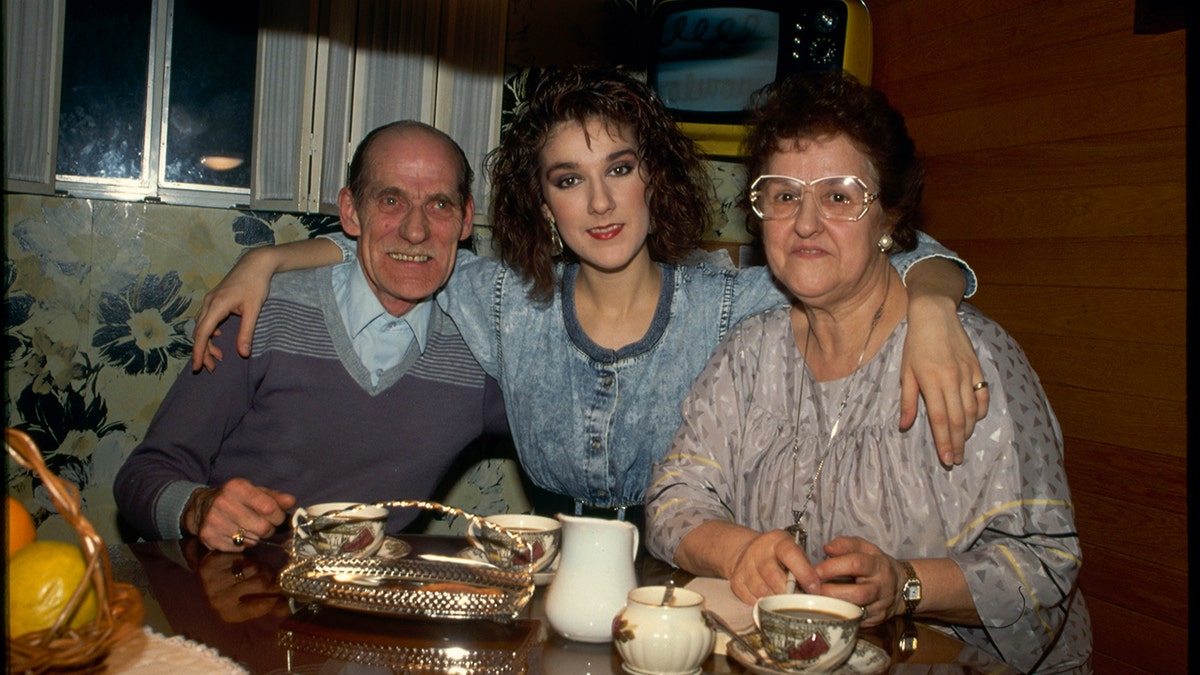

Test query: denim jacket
[327,231,975,508]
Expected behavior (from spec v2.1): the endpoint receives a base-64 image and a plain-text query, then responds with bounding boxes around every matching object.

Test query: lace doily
[104,626,248,674]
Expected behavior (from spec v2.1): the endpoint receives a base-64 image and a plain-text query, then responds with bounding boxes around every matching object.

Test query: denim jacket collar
[560,263,675,364]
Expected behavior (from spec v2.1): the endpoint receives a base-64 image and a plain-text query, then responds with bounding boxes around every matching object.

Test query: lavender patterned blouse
[645,304,1092,674]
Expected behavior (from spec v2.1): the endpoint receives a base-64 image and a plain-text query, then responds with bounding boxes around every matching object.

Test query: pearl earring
[877,232,894,254]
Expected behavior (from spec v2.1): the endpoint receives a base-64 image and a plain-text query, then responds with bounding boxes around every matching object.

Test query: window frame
[52,0,253,208]
[4,0,507,217]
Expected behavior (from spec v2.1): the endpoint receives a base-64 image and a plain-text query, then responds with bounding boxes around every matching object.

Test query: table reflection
[111,535,1019,674]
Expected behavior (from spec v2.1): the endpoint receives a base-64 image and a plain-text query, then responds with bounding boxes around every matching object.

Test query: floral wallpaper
[4,193,527,544]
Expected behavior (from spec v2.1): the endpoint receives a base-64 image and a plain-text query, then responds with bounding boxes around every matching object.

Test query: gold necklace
[786,273,891,551]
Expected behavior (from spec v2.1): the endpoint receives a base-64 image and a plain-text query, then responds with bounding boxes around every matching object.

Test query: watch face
[904,583,920,601]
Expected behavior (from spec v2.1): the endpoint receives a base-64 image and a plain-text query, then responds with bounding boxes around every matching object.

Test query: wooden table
[109,534,1017,674]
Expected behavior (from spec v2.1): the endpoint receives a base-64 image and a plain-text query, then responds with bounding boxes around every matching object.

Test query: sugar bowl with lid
[612,585,715,675]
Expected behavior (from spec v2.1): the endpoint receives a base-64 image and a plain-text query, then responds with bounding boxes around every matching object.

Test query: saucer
[374,536,413,559]
[726,631,888,675]
[456,547,556,586]
[288,535,412,560]
[621,664,700,675]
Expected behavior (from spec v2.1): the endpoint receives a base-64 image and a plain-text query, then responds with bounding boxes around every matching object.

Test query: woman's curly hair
[487,66,712,303]
[742,73,924,252]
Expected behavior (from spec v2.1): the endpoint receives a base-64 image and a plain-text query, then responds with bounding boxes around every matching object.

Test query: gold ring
[232,527,246,546]
[231,562,246,583]
[972,381,989,391]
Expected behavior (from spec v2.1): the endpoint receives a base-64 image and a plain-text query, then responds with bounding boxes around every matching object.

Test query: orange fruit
[7,495,36,557]
[7,540,98,637]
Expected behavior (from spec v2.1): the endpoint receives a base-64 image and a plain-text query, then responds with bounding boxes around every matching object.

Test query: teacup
[466,513,561,573]
[752,594,864,670]
[291,502,388,558]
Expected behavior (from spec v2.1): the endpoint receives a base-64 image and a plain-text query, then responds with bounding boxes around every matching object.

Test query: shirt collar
[332,259,432,352]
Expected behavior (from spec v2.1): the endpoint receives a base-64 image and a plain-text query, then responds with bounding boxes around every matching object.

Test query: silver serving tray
[278,552,535,621]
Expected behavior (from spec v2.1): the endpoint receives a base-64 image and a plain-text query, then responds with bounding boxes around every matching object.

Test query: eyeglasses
[749,175,879,222]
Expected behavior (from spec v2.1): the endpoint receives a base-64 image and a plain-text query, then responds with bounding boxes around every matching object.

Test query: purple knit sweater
[113,266,508,540]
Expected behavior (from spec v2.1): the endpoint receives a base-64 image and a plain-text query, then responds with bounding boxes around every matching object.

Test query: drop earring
[877,232,894,254]
[547,215,563,256]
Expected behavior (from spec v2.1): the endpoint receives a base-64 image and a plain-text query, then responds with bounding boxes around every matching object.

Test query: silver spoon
[702,609,778,668]
[660,578,677,606]
[234,535,295,552]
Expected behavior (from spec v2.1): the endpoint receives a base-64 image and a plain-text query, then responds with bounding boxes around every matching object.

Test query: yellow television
[646,0,873,159]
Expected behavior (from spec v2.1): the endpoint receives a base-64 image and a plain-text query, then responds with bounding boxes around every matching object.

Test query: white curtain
[4,0,65,194]
[253,0,505,218]
[252,0,318,210]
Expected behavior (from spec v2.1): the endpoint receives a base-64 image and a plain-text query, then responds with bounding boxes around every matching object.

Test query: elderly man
[114,121,507,551]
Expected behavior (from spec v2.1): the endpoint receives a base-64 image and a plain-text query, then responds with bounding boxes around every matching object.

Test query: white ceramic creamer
[543,514,639,642]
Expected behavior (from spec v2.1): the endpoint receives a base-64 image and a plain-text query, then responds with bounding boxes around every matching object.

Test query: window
[54,0,257,206]
[56,0,153,182]
[159,0,257,189]
[6,0,507,218]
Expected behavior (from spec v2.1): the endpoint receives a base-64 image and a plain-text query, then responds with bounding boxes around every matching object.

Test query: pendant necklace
[786,274,891,552]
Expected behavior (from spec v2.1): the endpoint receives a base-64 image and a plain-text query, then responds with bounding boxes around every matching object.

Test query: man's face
[339,129,474,316]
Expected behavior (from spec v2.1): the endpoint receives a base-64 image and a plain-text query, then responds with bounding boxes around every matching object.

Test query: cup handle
[291,507,311,537]
[465,519,485,549]
[631,527,640,561]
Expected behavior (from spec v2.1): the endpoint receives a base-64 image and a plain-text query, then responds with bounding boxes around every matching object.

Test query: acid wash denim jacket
[327,231,976,509]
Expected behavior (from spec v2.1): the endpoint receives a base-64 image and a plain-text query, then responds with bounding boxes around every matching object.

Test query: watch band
[900,560,921,616]
[898,615,919,654]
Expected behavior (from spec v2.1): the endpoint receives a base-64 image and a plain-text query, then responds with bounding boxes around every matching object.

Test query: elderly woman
[645,74,1091,673]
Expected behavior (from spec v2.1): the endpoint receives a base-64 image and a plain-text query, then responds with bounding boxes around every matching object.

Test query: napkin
[686,577,754,655]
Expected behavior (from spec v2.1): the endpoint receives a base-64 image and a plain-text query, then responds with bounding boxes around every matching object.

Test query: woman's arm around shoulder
[433,249,508,378]
[894,231,987,466]
[901,257,988,466]
[190,236,345,372]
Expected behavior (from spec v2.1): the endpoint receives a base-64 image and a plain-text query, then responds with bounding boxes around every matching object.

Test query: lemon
[6,540,98,637]
[7,495,37,557]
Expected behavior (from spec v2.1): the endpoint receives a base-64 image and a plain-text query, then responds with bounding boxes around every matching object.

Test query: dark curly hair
[487,66,712,303]
[743,73,923,252]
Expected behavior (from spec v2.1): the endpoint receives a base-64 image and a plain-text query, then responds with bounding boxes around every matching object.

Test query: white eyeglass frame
[749,174,880,222]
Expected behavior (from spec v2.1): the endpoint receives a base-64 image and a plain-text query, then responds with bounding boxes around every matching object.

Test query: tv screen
[652,7,780,117]
[647,0,872,158]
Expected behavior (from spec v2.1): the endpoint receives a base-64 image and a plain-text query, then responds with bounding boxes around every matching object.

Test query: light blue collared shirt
[331,259,432,386]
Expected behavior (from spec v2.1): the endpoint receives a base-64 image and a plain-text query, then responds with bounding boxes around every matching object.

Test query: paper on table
[686,577,754,656]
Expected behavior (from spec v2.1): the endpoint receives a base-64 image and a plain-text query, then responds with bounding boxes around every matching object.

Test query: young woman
[191,67,986,526]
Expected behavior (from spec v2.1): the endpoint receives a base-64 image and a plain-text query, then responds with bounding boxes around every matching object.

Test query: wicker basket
[5,428,145,674]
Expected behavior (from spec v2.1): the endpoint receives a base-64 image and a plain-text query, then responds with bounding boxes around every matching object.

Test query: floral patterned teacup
[291,502,388,558]
[466,513,561,573]
[753,593,864,670]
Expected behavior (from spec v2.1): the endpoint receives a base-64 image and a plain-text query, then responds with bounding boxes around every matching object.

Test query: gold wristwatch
[900,560,922,616]
[898,560,922,654]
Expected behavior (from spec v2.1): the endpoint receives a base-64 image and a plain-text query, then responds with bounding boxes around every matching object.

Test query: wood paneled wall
[866,1,1187,672]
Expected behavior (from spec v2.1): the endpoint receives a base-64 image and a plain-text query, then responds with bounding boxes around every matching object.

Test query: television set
[646,0,873,158]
